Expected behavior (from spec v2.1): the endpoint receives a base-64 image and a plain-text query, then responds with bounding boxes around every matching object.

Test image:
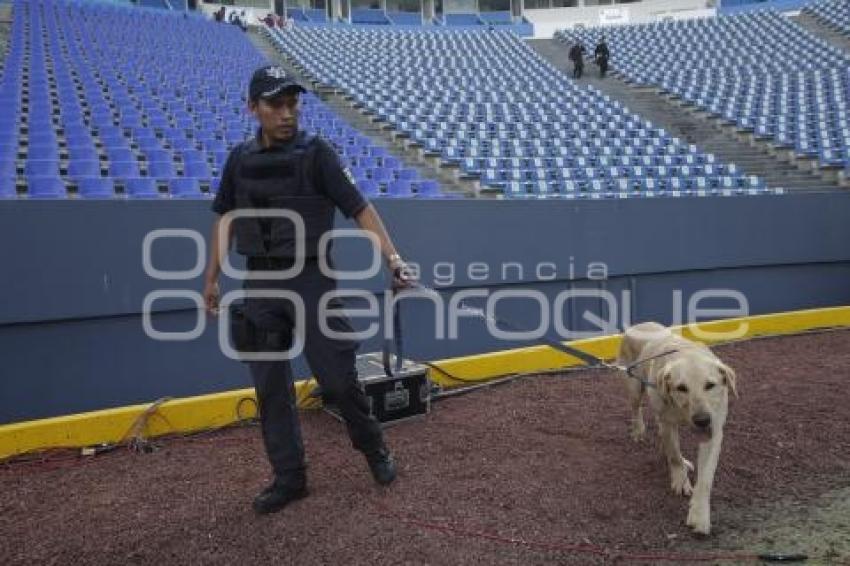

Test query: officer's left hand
[390,258,417,290]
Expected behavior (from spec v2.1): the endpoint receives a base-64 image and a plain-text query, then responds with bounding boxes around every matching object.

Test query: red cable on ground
[5,445,810,563]
[367,492,762,564]
[336,465,764,563]
[377,505,760,563]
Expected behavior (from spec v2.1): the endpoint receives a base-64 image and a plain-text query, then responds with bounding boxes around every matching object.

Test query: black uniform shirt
[212,129,368,219]
[595,42,609,60]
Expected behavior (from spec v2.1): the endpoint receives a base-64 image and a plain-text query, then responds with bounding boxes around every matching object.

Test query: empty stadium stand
[438,11,533,36]
[0,0,442,199]
[718,0,809,15]
[554,11,850,188]
[352,8,391,26]
[442,13,484,26]
[267,24,778,199]
[803,0,850,36]
[285,7,528,33]
[797,0,850,54]
[249,31,466,196]
[287,7,328,23]
[479,11,514,26]
[386,11,423,26]
[530,41,841,193]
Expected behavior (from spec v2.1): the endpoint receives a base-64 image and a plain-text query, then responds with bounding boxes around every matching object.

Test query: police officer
[569,41,586,79]
[594,36,610,79]
[203,65,415,515]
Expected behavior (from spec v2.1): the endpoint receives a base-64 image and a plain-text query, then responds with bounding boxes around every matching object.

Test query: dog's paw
[670,467,693,497]
[686,501,711,535]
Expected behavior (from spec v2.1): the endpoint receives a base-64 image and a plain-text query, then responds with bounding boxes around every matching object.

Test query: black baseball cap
[248,65,306,101]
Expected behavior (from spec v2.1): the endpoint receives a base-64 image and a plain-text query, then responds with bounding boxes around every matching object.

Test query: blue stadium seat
[25,160,59,177]
[371,168,392,184]
[107,148,136,163]
[136,136,164,151]
[110,161,141,178]
[387,180,413,197]
[358,179,380,197]
[416,179,442,197]
[0,142,17,159]
[68,146,100,162]
[28,177,67,199]
[67,160,101,178]
[184,160,212,178]
[180,149,207,164]
[169,178,202,199]
[77,177,115,199]
[144,148,171,163]
[212,151,229,170]
[0,178,16,199]
[382,156,401,170]
[125,177,161,199]
[27,146,59,161]
[170,138,197,152]
[397,168,418,181]
[0,157,17,176]
[147,160,176,179]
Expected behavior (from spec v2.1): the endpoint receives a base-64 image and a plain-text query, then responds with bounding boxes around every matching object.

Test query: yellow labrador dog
[617,322,737,535]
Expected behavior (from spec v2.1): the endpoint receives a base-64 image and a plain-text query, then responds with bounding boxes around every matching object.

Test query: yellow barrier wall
[2,306,848,460]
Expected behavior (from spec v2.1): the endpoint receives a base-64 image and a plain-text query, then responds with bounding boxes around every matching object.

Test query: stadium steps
[249,30,477,198]
[792,12,850,55]
[0,3,11,63]
[528,39,844,193]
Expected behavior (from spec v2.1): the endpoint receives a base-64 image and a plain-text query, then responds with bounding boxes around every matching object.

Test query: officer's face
[250,92,300,144]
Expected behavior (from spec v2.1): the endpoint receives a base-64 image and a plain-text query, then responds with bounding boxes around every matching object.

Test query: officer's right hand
[204,279,220,316]
[390,259,417,290]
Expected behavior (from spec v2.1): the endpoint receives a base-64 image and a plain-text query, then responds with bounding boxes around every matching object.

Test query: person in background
[261,12,276,28]
[595,36,610,79]
[568,41,586,79]
[228,9,247,31]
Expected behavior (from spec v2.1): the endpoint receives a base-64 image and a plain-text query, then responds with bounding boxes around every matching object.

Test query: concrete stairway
[528,38,844,193]
[792,12,850,55]
[0,4,12,69]
[249,31,477,198]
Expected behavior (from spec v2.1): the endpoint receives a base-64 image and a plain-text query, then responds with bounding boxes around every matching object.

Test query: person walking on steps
[595,36,610,79]
[569,41,586,79]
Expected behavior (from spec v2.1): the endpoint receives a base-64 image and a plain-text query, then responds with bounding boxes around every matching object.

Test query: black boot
[364,446,397,486]
[252,477,308,515]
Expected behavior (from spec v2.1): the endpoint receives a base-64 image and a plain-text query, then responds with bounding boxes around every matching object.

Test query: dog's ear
[717,362,738,398]
[657,362,675,401]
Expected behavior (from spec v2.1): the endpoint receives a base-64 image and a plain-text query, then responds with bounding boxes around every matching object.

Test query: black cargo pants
[242,257,384,483]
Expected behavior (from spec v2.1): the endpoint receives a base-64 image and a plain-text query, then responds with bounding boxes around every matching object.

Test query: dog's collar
[619,349,679,390]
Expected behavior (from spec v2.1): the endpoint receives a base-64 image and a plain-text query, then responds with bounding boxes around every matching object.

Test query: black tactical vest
[231,135,335,259]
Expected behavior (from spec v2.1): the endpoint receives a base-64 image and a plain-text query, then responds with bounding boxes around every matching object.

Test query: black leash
[384,284,676,389]
[382,288,404,378]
